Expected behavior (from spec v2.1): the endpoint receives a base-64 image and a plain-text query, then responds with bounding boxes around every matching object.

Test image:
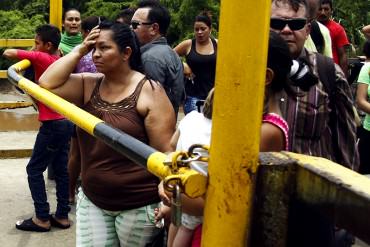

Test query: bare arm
[356,83,370,114]
[137,81,176,152]
[39,27,100,106]
[260,123,285,152]
[338,46,349,78]
[169,129,180,151]
[362,25,370,39]
[173,39,192,57]
[2,49,18,60]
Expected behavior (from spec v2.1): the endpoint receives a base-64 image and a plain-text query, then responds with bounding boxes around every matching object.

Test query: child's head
[266,31,293,94]
[81,16,106,39]
[203,88,214,119]
[34,24,61,53]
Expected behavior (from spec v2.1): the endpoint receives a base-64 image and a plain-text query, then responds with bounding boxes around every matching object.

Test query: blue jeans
[184,96,203,115]
[26,119,73,221]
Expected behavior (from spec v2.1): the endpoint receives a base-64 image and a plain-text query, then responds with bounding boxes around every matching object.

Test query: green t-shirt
[357,62,370,130]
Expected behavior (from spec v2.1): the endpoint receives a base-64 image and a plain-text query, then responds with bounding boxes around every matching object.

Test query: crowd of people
[2,0,369,246]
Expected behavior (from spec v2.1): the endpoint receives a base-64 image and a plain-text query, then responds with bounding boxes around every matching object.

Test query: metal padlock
[171,183,182,227]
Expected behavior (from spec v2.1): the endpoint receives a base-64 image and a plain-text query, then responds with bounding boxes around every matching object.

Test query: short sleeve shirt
[357,62,370,130]
[325,20,350,64]
[16,50,65,121]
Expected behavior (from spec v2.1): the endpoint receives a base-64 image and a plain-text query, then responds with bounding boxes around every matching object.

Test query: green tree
[334,0,368,54]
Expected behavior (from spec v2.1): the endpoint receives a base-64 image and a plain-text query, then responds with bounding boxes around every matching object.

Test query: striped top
[278,49,359,170]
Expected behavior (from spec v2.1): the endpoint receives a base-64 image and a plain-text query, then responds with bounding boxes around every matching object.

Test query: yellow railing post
[49,0,63,31]
[202,0,271,246]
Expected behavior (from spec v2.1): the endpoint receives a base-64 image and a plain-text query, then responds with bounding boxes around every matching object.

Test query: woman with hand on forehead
[174,11,218,115]
[40,21,175,246]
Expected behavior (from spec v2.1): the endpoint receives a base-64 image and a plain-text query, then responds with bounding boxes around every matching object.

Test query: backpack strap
[316,53,336,94]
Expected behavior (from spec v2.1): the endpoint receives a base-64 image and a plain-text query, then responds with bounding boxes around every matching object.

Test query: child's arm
[260,123,285,152]
[3,49,19,61]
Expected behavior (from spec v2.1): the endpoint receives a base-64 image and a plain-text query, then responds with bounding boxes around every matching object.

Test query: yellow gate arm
[202,0,271,246]
[7,60,207,198]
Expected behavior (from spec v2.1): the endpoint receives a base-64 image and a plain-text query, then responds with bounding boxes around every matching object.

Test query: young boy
[3,24,73,232]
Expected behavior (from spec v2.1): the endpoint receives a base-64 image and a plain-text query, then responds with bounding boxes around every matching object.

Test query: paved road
[0,158,76,247]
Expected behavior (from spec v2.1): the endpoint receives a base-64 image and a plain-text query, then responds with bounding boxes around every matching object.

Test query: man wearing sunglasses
[270,0,359,246]
[132,0,184,115]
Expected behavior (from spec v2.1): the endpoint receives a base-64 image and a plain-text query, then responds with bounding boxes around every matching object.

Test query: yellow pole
[49,0,63,31]
[202,0,271,246]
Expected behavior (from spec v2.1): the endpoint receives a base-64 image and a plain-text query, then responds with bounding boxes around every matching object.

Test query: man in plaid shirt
[270,0,359,246]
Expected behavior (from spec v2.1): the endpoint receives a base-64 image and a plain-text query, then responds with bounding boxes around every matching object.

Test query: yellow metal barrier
[0,39,34,47]
[202,0,271,246]
[0,39,34,79]
[7,60,207,198]
[49,0,62,31]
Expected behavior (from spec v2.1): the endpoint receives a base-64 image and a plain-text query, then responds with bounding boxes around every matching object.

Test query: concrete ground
[0,158,76,247]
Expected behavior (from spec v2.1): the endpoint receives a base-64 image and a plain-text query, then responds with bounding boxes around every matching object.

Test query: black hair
[268,31,294,94]
[35,24,61,49]
[273,0,309,18]
[99,21,143,72]
[62,8,80,21]
[116,7,136,25]
[310,20,325,54]
[81,16,106,33]
[195,11,212,27]
[320,0,332,9]
[137,0,170,35]
[363,41,370,59]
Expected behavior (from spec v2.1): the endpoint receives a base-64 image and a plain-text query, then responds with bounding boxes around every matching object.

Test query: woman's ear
[122,46,132,61]
[266,68,274,86]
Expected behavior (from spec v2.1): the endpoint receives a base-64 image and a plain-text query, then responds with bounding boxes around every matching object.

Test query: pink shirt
[17,50,65,121]
[324,20,350,65]
[262,113,289,151]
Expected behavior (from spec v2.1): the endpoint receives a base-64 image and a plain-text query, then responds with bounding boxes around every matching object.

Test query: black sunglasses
[130,21,154,30]
[270,18,307,31]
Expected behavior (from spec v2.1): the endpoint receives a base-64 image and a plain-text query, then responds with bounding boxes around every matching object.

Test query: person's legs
[115,203,163,247]
[167,223,179,247]
[172,225,194,247]
[76,190,119,247]
[51,120,73,221]
[26,122,55,221]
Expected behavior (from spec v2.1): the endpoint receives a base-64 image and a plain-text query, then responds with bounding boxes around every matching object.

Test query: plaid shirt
[280,49,359,170]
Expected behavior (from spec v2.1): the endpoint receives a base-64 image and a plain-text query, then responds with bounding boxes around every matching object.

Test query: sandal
[15,218,50,232]
[50,215,71,229]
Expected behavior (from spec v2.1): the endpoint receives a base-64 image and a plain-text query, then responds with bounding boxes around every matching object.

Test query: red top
[324,19,350,65]
[17,50,65,121]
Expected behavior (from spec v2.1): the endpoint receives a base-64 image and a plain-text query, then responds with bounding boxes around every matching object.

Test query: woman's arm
[173,39,192,57]
[39,27,100,105]
[356,83,370,114]
[138,81,176,152]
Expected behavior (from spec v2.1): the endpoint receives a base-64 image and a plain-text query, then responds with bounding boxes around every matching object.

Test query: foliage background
[0,0,368,68]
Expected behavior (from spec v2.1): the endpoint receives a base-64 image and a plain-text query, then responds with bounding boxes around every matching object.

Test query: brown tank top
[77,76,160,211]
